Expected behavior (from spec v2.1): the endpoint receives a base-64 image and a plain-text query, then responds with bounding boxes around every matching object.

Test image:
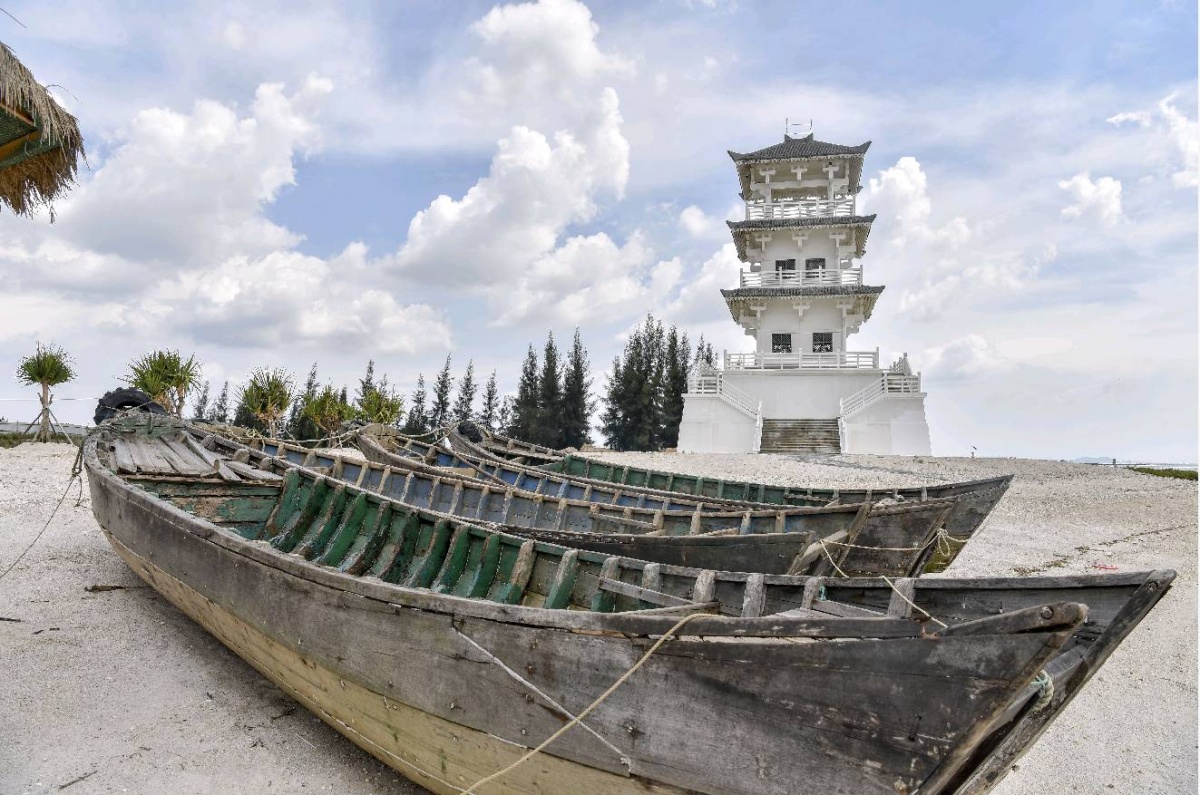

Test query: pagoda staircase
[758,419,841,455]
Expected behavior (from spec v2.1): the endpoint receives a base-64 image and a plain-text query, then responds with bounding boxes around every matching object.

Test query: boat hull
[86,444,1078,795]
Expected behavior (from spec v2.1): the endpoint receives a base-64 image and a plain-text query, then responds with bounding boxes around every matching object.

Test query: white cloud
[1058,172,1123,224]
[919,334,1011,380]
[468,0,635,106]
[1107,92,1198,188]
[0,77,446,357]
[46,76,332,270]
[392,87,629,291]
[862,157,971,249]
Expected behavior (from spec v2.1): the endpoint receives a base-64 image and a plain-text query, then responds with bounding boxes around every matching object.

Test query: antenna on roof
[784,118,813,138]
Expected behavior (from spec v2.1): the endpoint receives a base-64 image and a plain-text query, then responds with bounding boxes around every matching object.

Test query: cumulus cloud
[862,157,971,249]
[387,1,678,330]
[0,77,447,356]
[1107,92,1198,188]
[861,157,1039,321]
[392,87,628,286]
[1058,172,1123,224]
[493,233,681,327]
[468,0,634,108]
[50,77,332,269]
[678,202,741,238]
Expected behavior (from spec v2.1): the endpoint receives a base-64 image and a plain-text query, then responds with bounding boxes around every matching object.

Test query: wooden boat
[224,431,957,577]
[547,451,1013,546]
[85,413,1174,795]
[456,422,565,466]
[443,428,983,573]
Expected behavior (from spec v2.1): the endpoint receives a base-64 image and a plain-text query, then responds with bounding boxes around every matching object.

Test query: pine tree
[402,374,429,435]
[288,363,320,440]
[508,346,539,439]
[452,360,477,423]
[355,360,376,408]
[660,327,690,449]
[560,328,593,448]
[498,395,513,434]
[600,354,627,450]
[535,332,563,447]
[429,355,454,430]
[601,315,667,451]
[480,370,500,430]
[693,334,716,368]
[191,380,211,422]
[211,381,230,423]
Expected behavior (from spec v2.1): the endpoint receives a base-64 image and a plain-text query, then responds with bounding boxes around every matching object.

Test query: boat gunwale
[86,427,1172,639]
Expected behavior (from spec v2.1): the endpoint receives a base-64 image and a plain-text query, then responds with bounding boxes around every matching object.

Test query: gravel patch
[1,444,1193,794]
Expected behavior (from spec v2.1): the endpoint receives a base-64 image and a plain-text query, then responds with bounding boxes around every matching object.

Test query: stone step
[759,418,841,455]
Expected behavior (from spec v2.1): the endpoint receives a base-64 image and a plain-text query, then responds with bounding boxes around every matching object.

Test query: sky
[0,0,1195,462]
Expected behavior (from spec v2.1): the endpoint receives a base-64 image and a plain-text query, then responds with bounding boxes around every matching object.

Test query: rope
[461,611,707,794]
[1031,670,1054,711]
[817,527,971,554]
[816,538,948,630]
[0,442,84,583]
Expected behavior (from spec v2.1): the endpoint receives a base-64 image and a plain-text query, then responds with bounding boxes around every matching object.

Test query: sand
[0,443,1194,794]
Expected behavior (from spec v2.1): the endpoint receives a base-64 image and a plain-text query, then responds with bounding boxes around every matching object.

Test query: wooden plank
[597,577,689,609]
[225,460,283,481]
[887,578,917,618]
[741,573,766,618]
[158,437,212,476]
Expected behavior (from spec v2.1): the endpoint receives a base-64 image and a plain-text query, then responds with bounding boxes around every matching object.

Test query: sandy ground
[0,443,1194,794]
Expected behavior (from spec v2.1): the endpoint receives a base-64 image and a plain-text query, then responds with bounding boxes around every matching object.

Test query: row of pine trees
[17,315,716,451]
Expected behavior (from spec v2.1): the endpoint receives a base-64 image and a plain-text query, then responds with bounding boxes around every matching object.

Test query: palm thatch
[0,42,84,218]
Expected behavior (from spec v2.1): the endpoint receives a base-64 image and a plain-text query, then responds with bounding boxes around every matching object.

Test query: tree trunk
[39,383,50,443]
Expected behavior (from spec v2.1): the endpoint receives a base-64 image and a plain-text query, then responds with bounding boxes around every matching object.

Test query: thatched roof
[0,42,84,218]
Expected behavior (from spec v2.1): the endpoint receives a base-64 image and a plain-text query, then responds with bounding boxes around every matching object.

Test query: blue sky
[0,0,1195,461]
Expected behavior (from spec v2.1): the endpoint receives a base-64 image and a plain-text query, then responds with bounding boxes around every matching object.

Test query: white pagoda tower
[677,132,932,455]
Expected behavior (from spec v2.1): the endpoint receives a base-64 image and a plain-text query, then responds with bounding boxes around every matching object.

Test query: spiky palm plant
[304,385,356,438]
[126,350,201,416]
[15,342,75,442]
[239,368,294,438]
[357,388,404,426]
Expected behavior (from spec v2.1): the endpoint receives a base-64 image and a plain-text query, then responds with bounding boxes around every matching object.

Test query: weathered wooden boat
[85,414,1174,795]
[547,451,1013,544]
[223,431,957,577]
[443,428,988,573]
[456,422,565,466]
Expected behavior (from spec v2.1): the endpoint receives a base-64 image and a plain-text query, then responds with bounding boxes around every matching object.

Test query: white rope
[816,538,948,630]
[462,612,707,794]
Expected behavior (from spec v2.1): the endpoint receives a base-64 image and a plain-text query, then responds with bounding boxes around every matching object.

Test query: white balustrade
[744,197,855,220]
[839,373,923,418]
[724,351,879,370]
[739,269,862,288]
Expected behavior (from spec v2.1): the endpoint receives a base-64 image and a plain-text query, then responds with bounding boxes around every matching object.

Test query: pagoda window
[774,259,796,272]
[812,332,834,353]
[805,257,826,271]
[771,334,793,354]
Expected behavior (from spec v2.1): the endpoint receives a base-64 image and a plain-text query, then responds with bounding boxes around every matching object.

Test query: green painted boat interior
[128,469,738,614]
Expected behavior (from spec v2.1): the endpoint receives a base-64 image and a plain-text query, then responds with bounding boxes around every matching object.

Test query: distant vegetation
[1129,467,1197,481]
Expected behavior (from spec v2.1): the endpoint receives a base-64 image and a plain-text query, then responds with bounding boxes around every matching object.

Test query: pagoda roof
[727,215,875,261]
[728,133,871,163]
[721,284,884,323]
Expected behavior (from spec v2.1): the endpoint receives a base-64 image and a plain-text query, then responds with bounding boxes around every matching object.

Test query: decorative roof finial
[784,117,813,139]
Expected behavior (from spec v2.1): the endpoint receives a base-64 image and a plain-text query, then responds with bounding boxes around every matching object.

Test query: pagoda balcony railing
[744,197,854,220]
[739,268,862,288]
[724,350,879,370]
